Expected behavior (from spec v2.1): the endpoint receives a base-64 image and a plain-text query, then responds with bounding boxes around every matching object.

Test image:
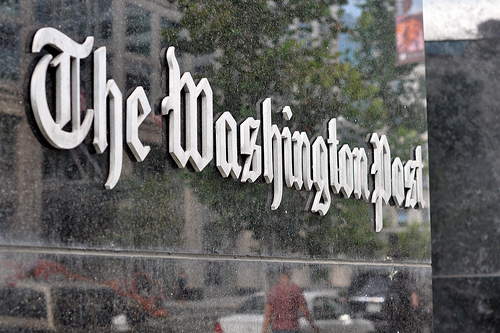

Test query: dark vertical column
[426,23,500,332]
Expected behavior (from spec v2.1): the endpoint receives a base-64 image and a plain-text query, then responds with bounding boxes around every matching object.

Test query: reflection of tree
[157,0,430,260]
[40,134,117,246]
[191,170,315,256]
[350,0,427,159]
[42,183,116,245]
[165,0,392,259]
[41,143,185,249]
[108,146,185,249]
[109,174,185,249]
[351,0,430,263]
[392,223,431,261]
[164,0,385,134]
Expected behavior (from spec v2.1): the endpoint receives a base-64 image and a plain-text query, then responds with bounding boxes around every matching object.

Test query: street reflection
[0,257,432,332]
[0,0,430,263]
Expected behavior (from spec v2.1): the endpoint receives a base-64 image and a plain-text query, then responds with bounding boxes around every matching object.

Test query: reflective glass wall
[0,0,431,332]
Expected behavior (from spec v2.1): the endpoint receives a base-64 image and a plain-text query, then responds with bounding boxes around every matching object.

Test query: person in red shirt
[262,267,319,333]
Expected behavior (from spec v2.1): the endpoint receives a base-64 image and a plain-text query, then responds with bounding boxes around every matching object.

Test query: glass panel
[126,62,151,94]
[0,0,432,330]
[0,0,430,260]
[0,287,47,319]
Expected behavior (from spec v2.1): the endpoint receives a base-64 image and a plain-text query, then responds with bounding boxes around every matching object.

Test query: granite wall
[425,1,500,331]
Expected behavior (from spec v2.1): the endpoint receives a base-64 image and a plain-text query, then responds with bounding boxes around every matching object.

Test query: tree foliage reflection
[156,0,429,260]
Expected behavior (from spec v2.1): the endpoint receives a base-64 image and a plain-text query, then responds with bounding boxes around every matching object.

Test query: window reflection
[126,62,151,94]
[0,23,18,81]
[205,262,223,286]
[397,209,409,225]
[312,296,344,320]
[0,114,18,173]
[36,0,57,25]
[0,0,433,330]
[126,5,151,56]
[160,17,178,37]
[0,0,19,14]
[62,0,88,36]
[0,258,432,332]
[0,287,48,319]
[0,115,18,238]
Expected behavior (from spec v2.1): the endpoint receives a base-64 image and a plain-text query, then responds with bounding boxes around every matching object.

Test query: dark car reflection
[346,273,390,322]
[345,271,432,333]
[0,280,174,332]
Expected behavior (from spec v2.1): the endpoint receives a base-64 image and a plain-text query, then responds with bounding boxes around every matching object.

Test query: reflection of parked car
[345,272,432,333]
[345,272,391,331]
[0,281,171,332]
[214,290,375,333]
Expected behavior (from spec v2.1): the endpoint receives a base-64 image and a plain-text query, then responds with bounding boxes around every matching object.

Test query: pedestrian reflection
[175,268,188,307]
[262,266,319,333]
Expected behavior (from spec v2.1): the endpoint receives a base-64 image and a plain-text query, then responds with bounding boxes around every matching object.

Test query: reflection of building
[0,0,180,255]
[1,2,43,243]
[395,0,424,64]
[0,0,229,294]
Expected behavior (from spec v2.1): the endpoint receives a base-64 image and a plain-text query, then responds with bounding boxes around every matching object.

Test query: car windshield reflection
[236,294,265,314]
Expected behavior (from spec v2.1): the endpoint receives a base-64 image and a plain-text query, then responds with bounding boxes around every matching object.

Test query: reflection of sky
[343,0,363,20]
[338,34,356,63]
[339,0,363,63]
[424,0,500,41]
[402,0,423,16]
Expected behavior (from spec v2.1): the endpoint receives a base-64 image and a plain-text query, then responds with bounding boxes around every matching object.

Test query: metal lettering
[311,136,331,215]
[415,146,425,208]
[260,98,283,210]
[240,117,261,183]
[104,80,123,190]
[92,46,124,189]
[126,87,151,162]
[328,119,341,194]
[353,147,370,201]
[290,131,304,190]
[300,133,314,191]
[282,127,294,188]
[370,133,392,232]
[216,112,242,179]
[93,47,108,153]
[339,144,354,198]
[30,27,94,149]
[161,47,213,172]
[392,157,405,207]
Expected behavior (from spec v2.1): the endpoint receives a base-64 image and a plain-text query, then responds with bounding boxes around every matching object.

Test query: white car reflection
[214,290,375,333]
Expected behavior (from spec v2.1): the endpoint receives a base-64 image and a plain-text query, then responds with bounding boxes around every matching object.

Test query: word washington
[30,28,424,232]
